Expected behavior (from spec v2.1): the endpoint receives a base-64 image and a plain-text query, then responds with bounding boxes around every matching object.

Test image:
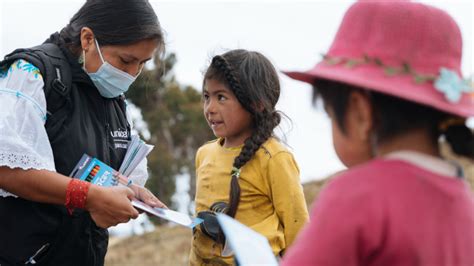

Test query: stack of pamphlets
[69,136,202,228]
[118,135,154,177]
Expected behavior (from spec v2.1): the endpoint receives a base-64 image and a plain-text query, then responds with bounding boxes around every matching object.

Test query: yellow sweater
[190,138,309,265]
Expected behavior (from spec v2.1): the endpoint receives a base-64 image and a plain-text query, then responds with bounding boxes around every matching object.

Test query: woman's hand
[85,185,139,228]
[130,184,167,209]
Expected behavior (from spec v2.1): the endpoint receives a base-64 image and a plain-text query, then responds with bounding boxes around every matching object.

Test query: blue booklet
[69,153,203,228]
[69,154,118,187]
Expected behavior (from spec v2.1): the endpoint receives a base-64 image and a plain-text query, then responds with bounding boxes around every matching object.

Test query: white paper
[216,214,278,266]
[119,135,154,177]
[131,200,203,228]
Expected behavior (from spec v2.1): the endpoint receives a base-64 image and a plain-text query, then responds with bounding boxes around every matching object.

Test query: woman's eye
[217,95,227,101]
[202,94,209,101]
[120,57,131,64]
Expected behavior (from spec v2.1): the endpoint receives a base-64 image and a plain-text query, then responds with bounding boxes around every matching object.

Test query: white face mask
[83,39,141,98]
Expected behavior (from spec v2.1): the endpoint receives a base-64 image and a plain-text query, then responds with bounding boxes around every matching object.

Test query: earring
[77,50,86,64]
[78,53,84,64]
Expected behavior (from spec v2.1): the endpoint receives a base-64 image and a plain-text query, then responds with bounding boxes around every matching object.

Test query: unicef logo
[110,129,129,139]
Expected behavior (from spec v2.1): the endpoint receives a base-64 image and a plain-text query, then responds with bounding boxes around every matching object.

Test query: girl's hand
[86,185,139,228]
[131,184,168,209]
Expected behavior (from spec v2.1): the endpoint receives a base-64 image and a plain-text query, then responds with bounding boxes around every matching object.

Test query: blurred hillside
[105,143,473,266]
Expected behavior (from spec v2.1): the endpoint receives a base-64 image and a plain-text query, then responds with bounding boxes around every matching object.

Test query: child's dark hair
[313,79,474,158]
[204,49,281,217]
[59,0,165,57]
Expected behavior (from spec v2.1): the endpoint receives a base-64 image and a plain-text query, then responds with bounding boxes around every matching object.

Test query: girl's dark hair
[204,50,281,217]
[313,79,474,159]
[59,0,164,56]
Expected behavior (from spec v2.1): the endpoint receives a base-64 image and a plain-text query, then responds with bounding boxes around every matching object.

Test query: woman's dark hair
[204,49,282,217]
[313,79,474,158]
[59,0,164,56]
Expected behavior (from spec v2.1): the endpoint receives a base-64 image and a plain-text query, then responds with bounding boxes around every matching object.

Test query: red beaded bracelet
[65,179,91,215]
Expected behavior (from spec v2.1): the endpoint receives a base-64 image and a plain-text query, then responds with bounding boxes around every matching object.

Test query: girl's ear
[347,91,374,142]
[336,90,374,165]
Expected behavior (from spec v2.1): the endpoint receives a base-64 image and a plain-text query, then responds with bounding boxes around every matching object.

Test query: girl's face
[326,91,374,167]
[81,27,157,76]
[203,78,253,148]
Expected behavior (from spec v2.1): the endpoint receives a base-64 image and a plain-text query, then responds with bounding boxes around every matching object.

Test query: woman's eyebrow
[122,53,151,63]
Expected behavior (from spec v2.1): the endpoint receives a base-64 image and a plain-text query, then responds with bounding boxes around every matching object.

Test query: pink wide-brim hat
[284,0,474,117]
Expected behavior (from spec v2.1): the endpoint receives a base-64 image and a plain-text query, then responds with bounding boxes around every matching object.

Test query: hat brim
[283,63,474,117]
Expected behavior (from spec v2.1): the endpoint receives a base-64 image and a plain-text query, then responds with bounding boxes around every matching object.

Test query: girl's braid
[210,54,281,218]
[211,56,252,113]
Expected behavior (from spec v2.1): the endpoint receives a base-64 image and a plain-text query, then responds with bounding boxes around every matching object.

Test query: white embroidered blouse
[0,59,149,197]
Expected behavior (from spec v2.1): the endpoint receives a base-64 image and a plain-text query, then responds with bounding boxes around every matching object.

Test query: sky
[1,0,472,182]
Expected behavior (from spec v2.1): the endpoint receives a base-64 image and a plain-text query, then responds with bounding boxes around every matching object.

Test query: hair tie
[231,167,241,178]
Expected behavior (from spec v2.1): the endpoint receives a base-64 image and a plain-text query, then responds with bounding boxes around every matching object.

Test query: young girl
[190,49,309,265]
[282,1,474,265]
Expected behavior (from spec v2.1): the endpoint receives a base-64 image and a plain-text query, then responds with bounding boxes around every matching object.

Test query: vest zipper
[103,101,111,165]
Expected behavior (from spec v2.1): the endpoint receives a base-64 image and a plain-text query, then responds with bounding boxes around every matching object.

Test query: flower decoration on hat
[322,54,474,103]
[433,68,473,103]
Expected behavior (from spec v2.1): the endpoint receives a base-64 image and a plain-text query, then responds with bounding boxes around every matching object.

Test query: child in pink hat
[282,1,474,265]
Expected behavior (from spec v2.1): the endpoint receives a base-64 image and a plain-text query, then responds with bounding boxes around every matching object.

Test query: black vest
[0,35,131,265]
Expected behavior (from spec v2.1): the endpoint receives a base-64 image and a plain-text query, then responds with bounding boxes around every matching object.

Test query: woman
[0,0,165,265]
